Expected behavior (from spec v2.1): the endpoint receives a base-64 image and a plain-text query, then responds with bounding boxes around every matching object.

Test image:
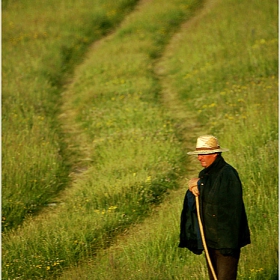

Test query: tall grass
[2,0,139,231]
[58,0,278,279]
[3,0,277,279]
[162,0,278,277]
[2,0,202,279]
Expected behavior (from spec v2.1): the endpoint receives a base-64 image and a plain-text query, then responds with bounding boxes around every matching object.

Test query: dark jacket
[179,190,203,254]
[179,155,250,254]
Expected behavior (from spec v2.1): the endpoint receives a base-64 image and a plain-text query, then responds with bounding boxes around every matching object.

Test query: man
[179,135,250,280]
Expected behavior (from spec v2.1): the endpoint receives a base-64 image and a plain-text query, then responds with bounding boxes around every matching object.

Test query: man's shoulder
[223,162,238,172]
[222,163,241,180]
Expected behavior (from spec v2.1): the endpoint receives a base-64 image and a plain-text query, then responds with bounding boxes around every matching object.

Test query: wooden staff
[195,196,218,280]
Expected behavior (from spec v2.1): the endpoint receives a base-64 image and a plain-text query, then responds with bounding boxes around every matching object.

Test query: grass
[59,0,278,279]
[2,0,278,279]
[2,0,139,231]
[2,0,202,279]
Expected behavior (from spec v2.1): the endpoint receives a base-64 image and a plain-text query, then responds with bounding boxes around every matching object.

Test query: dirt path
[58,0,218,278]
[57,0,218,203]
[57,0,154,190]
[155,0,218,148]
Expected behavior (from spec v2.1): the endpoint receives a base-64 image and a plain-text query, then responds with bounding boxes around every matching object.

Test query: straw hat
[187,135,229,155]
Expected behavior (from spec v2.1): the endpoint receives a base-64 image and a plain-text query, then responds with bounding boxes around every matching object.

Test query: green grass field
[2,0,278,279]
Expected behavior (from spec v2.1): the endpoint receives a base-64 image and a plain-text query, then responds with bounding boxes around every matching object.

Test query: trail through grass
[2,0,140,232]
[2,0,202,279]
[58,0,278,279]
[2,0,277,279]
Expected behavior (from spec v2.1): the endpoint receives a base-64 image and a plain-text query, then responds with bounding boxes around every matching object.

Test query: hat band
[196,146,220,151]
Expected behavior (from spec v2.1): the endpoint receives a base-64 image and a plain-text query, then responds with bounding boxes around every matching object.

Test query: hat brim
[187,148,229,155]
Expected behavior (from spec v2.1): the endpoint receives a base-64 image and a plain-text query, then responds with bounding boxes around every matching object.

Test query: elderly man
[179,135,250,280]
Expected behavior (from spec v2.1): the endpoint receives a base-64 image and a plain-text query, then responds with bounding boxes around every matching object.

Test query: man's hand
[188,178,200,196]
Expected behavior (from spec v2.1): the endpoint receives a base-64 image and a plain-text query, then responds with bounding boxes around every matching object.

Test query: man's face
[197,153,218,168]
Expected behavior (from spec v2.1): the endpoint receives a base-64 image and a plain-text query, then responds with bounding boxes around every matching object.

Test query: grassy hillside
[2,0,202,279]
[2,0,277,279]
[2,0,139,232]
[59,0,278,279]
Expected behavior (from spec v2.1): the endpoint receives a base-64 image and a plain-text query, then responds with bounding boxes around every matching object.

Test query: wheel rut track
[2,0,219,278]
[4,0,218,277]
[58,0,219,206]
[58,0,155,186]
[57,0,218,276]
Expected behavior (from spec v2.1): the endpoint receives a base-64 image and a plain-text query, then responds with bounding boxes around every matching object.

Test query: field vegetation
[2,0,140,231]
[2,0,278,279]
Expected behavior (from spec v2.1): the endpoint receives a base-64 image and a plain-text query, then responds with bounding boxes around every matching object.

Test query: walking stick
[195,196,218,280]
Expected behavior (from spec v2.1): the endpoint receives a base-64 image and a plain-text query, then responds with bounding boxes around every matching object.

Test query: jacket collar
[200,154,226,176]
